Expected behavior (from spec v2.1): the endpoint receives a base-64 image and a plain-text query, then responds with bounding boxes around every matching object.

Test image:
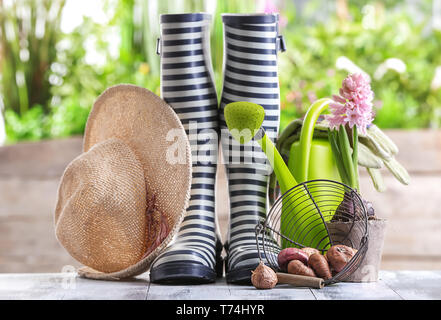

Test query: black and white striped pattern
[219,14,283,283]
[149,13,221,283]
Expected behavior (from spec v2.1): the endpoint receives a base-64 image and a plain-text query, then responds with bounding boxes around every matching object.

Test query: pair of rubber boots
[150,13,285,284]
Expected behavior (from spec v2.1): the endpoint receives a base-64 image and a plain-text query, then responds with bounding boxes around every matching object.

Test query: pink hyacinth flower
[325,73,375,134]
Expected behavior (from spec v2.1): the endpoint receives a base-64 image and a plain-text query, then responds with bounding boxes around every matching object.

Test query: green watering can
[289,135,340,184]
[278,98,344,249]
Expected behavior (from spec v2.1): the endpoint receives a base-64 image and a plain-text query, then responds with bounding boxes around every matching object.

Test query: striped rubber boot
[219,13,285,284]
[149,13,222,284]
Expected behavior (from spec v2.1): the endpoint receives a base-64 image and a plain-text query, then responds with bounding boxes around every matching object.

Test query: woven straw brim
[55,139,149,274]
[78,84,192,280]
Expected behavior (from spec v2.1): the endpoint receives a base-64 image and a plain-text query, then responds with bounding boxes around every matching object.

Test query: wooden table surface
[1,270,440,300]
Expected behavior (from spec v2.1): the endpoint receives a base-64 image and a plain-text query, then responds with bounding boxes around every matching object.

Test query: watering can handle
[295,98,332,183]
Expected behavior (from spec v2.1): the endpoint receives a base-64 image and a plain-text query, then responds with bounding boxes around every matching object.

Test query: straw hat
[54,84,192,280]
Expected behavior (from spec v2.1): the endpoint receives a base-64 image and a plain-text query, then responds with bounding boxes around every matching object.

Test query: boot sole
[225,266,255,285]
[150,262,217,284]
[224,242,258,284]
[150,240,224,284]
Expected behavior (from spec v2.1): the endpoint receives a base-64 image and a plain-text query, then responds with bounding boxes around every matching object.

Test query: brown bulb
[326,245,357,273]
[251,261,278,290]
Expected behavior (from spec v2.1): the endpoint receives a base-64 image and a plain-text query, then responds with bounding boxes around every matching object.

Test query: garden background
[1,0,441,273]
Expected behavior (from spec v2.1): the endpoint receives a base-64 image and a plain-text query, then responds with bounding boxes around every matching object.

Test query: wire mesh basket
[255,179,369,286]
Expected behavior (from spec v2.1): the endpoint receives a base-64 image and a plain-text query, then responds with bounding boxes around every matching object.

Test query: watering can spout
[257,129,298,193]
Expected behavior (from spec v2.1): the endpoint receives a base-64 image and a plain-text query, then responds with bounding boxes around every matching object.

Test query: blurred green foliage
[0,0,66,141]
[277,0,441,131]
[1,0,441,143]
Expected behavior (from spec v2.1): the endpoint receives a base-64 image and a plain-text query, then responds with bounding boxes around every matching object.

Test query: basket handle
[293,98,332,183]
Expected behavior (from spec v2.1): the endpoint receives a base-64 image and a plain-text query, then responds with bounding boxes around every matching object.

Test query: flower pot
[327,218,387,282]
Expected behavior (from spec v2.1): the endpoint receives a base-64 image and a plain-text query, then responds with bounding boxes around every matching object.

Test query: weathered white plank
[380,270,441,300]
[0,274,66,300]
[227,282,316,300]
[0,271,440,300]
[0,273,150,300]
[312,281,401,300]
[147,279,231,300]
[147,278,316,300]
